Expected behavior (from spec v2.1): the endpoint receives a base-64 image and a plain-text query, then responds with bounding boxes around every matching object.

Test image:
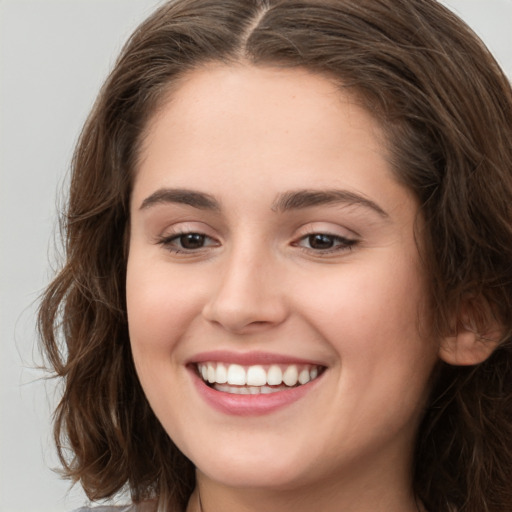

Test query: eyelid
[156,231,220,254]
[295,222,359,240]
[291,223,360,255]
[155,221,216,239]
[294,233,357,252]
[153,222,221,253]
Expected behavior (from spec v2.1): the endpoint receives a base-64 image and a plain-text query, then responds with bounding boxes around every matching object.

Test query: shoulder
[72,504,156,512]
[72,507,136,512]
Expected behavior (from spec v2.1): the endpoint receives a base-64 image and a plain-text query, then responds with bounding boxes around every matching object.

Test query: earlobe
[439,313,501,366]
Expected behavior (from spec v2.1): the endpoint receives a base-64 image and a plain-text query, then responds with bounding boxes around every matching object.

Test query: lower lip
[191,370,323,416]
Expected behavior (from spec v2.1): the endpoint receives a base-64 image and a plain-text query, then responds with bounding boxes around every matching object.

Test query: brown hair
[38,1,512,511]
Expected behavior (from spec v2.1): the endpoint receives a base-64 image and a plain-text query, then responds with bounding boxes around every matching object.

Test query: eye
[294,233,357,253]
[176,233,208,250]
[157,232,219,253]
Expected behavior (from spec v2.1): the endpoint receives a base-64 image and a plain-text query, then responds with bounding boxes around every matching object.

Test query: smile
[197,362,323,394]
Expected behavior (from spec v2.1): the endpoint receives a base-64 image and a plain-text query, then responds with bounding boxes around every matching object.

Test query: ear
[438,301,502,366]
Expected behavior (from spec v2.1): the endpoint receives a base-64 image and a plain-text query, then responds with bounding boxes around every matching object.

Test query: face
[127,65,438,497]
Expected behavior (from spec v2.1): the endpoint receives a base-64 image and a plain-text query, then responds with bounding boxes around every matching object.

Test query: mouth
[196,362,325,395]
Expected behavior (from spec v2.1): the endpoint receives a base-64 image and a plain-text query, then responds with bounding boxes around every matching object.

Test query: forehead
[134,64,393,197]
[128,63,425,238]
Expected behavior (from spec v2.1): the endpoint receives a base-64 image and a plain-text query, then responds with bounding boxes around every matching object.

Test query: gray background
[1,1,511,511]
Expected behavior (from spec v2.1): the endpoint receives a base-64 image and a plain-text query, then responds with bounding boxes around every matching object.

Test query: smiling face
[126,64,439,509]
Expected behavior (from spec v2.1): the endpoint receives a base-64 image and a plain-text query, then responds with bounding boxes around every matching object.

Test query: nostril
[202,303,286,333]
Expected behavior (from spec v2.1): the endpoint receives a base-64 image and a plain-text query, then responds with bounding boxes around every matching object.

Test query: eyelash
[293,232,358,254]
[156,230,358,256]
[156,232,219,254]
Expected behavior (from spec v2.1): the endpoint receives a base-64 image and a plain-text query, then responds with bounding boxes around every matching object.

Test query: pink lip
[188,350,324,366]
[188,358,325,417]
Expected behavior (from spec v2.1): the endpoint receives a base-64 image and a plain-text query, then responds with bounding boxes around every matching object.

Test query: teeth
[216,363,228,384]
[247,365,267,386]
[267,365,283,385]
[298,368,311,385]
[215,384,292,395]
[197,362,323,389]
[227,364,246,385]
[283,365,298,386]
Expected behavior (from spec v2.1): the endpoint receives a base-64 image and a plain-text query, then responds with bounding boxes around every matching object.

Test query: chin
[190,445,313,490]
[200,464,306,491]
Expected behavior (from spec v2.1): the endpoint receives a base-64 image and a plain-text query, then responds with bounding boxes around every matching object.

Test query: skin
[126,64,438,512]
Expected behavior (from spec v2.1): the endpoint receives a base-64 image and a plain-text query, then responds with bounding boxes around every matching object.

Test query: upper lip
[187,350,327,367]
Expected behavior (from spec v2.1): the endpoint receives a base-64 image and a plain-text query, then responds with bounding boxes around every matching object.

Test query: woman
[39,1,512,511]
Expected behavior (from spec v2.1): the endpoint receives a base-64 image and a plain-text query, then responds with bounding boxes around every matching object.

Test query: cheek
[294,250,435,372]
[125,257,199,422]
[126,256,205,356]
[301,258,436,429]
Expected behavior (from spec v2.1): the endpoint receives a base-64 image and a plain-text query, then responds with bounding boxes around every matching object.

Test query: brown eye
[294,232,357,254]
[308,234,336,250]
[179,233,206,249]
[157,231,219,254]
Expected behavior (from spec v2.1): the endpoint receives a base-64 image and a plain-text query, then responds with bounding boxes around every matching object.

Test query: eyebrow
[271,189,389,218]
[140,188,220,211]
[139,187,388,218]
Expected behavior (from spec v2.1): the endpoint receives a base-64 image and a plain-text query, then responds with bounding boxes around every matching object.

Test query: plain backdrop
[0,1,511,511]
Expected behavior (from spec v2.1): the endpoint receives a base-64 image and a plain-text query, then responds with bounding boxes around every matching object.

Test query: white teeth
[267,365,283,385]
[227,364,246,385]
[216,363,228,384]
[246,365,267,386]
[197,362,323,389]
[298,368,311,385]
[283,365,299,386]
[215,384,291,395]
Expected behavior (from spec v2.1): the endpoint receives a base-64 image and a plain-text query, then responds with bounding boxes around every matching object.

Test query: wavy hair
[38,1,512,511]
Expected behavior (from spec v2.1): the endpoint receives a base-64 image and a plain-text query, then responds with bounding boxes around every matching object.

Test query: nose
[202,248,288,334]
